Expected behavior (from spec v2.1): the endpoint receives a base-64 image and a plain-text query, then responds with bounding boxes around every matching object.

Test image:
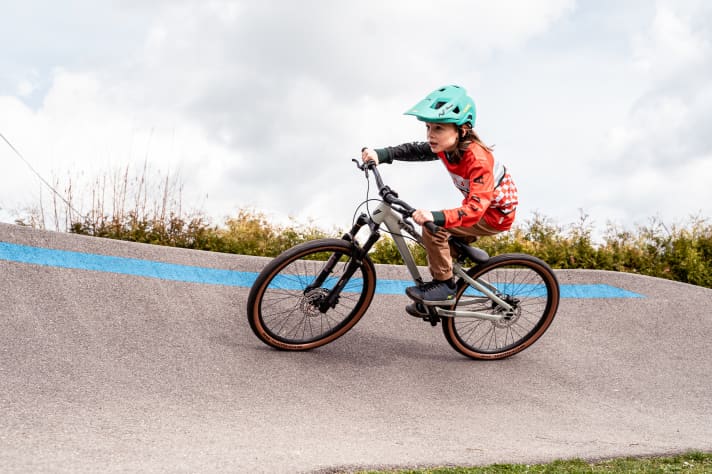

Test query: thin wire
[1,131,86,219]
[351,169,374,227]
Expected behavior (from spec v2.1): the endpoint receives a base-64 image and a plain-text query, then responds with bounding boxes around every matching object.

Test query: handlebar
[353,158,441,234]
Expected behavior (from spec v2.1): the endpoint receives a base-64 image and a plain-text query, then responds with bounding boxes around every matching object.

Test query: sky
[1,0,711,239]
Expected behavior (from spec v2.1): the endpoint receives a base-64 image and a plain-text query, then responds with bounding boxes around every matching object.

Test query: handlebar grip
[424,221,442,234]
[359,147,378,170]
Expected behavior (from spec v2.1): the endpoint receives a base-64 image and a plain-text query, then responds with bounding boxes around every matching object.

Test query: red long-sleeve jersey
[375,141,518,230]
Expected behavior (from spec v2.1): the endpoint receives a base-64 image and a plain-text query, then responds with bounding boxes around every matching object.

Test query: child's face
[425,122,458,154]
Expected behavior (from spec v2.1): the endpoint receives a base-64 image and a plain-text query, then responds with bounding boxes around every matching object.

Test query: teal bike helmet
[404,85,476,127]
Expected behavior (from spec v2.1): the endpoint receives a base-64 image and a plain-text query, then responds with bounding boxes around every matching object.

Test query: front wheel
[442,254,560,360]
[247,239,377,351]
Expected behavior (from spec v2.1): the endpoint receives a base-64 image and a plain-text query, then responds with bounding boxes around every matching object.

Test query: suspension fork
[304,214,368,292]
[316,214,381,312]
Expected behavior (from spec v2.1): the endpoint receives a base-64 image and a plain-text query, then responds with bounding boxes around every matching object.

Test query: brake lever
[352,158,369,180]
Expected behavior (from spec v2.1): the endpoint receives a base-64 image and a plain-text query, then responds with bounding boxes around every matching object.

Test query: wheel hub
[300,288,329,317]
[492,297,521,328]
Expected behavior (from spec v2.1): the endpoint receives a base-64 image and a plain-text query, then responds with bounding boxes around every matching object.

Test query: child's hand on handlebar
[361,148,379,165]
[412,209,434,226]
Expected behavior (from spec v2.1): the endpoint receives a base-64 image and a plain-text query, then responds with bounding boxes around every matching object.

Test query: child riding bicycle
[361,85,518,311]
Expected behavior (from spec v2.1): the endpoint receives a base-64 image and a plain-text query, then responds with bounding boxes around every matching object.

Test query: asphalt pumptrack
[1,222,710,473]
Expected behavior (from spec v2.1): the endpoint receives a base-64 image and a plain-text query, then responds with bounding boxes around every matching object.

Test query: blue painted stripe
[0,241,643,298]
[377,280,642,299]
[0,241,255,286]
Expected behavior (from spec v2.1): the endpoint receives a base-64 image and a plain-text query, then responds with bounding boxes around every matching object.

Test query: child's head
[407,85,490,158]
[424,122,459,154]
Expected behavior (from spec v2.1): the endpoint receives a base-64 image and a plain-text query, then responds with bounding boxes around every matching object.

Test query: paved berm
[1,222,710,473]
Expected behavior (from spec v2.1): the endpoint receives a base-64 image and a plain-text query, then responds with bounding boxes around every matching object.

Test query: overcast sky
[1,0,711,238]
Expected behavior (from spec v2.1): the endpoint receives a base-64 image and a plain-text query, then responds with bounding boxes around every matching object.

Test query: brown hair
[450,124,493,163]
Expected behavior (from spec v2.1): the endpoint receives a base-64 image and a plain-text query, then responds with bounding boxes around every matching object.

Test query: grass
[354,451,712,473]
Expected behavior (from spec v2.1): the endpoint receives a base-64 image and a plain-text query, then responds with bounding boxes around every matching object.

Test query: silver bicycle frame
[370,201,513,321]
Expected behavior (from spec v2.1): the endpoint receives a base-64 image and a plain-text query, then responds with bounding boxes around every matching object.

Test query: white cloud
[16,78,37,98]
[583,1,712,230]
[633,1,711,77]
[2,0,578,230]
[6,0,710,238]
[0,68,239,225]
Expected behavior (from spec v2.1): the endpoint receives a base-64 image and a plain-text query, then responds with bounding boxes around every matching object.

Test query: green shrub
[65,210,712,289]
[218,209,332,257]
[16,164,712,289]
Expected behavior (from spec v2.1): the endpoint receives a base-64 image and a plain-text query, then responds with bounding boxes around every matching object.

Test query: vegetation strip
[354,451,712,473]
[0,241,642,298]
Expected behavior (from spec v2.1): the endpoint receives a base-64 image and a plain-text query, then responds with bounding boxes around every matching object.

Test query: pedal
[405,303,442,326]
[405,302,429,318]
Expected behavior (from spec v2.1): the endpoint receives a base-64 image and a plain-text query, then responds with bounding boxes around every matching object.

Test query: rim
[258,248,369,345]
[452,262,554,354]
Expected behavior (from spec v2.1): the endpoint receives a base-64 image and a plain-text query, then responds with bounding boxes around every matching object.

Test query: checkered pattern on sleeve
[491,173,518,215]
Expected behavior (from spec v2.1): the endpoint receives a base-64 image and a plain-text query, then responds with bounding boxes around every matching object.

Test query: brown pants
[422,220,502,280]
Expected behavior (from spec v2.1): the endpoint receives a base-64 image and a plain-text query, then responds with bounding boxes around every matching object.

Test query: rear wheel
[442,254,559,360]
[247,239,376,351]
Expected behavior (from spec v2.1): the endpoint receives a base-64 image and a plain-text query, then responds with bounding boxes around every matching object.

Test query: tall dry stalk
[20,160,192,234]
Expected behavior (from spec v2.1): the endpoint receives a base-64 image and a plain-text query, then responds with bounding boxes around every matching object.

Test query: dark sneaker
[405,279,456,305]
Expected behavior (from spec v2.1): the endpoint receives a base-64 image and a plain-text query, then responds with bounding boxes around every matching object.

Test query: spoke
[257,247,367,343]
[453,261,552,353]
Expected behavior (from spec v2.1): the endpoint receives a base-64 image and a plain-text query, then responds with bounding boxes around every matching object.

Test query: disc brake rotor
[300,288,330,317]
[492,297,521,328]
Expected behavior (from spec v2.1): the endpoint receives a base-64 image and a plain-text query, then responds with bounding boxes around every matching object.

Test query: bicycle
[247,159,560,360]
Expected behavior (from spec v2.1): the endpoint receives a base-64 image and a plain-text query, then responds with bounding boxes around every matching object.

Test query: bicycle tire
[247,238,377,351]
[442,253,559,360]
